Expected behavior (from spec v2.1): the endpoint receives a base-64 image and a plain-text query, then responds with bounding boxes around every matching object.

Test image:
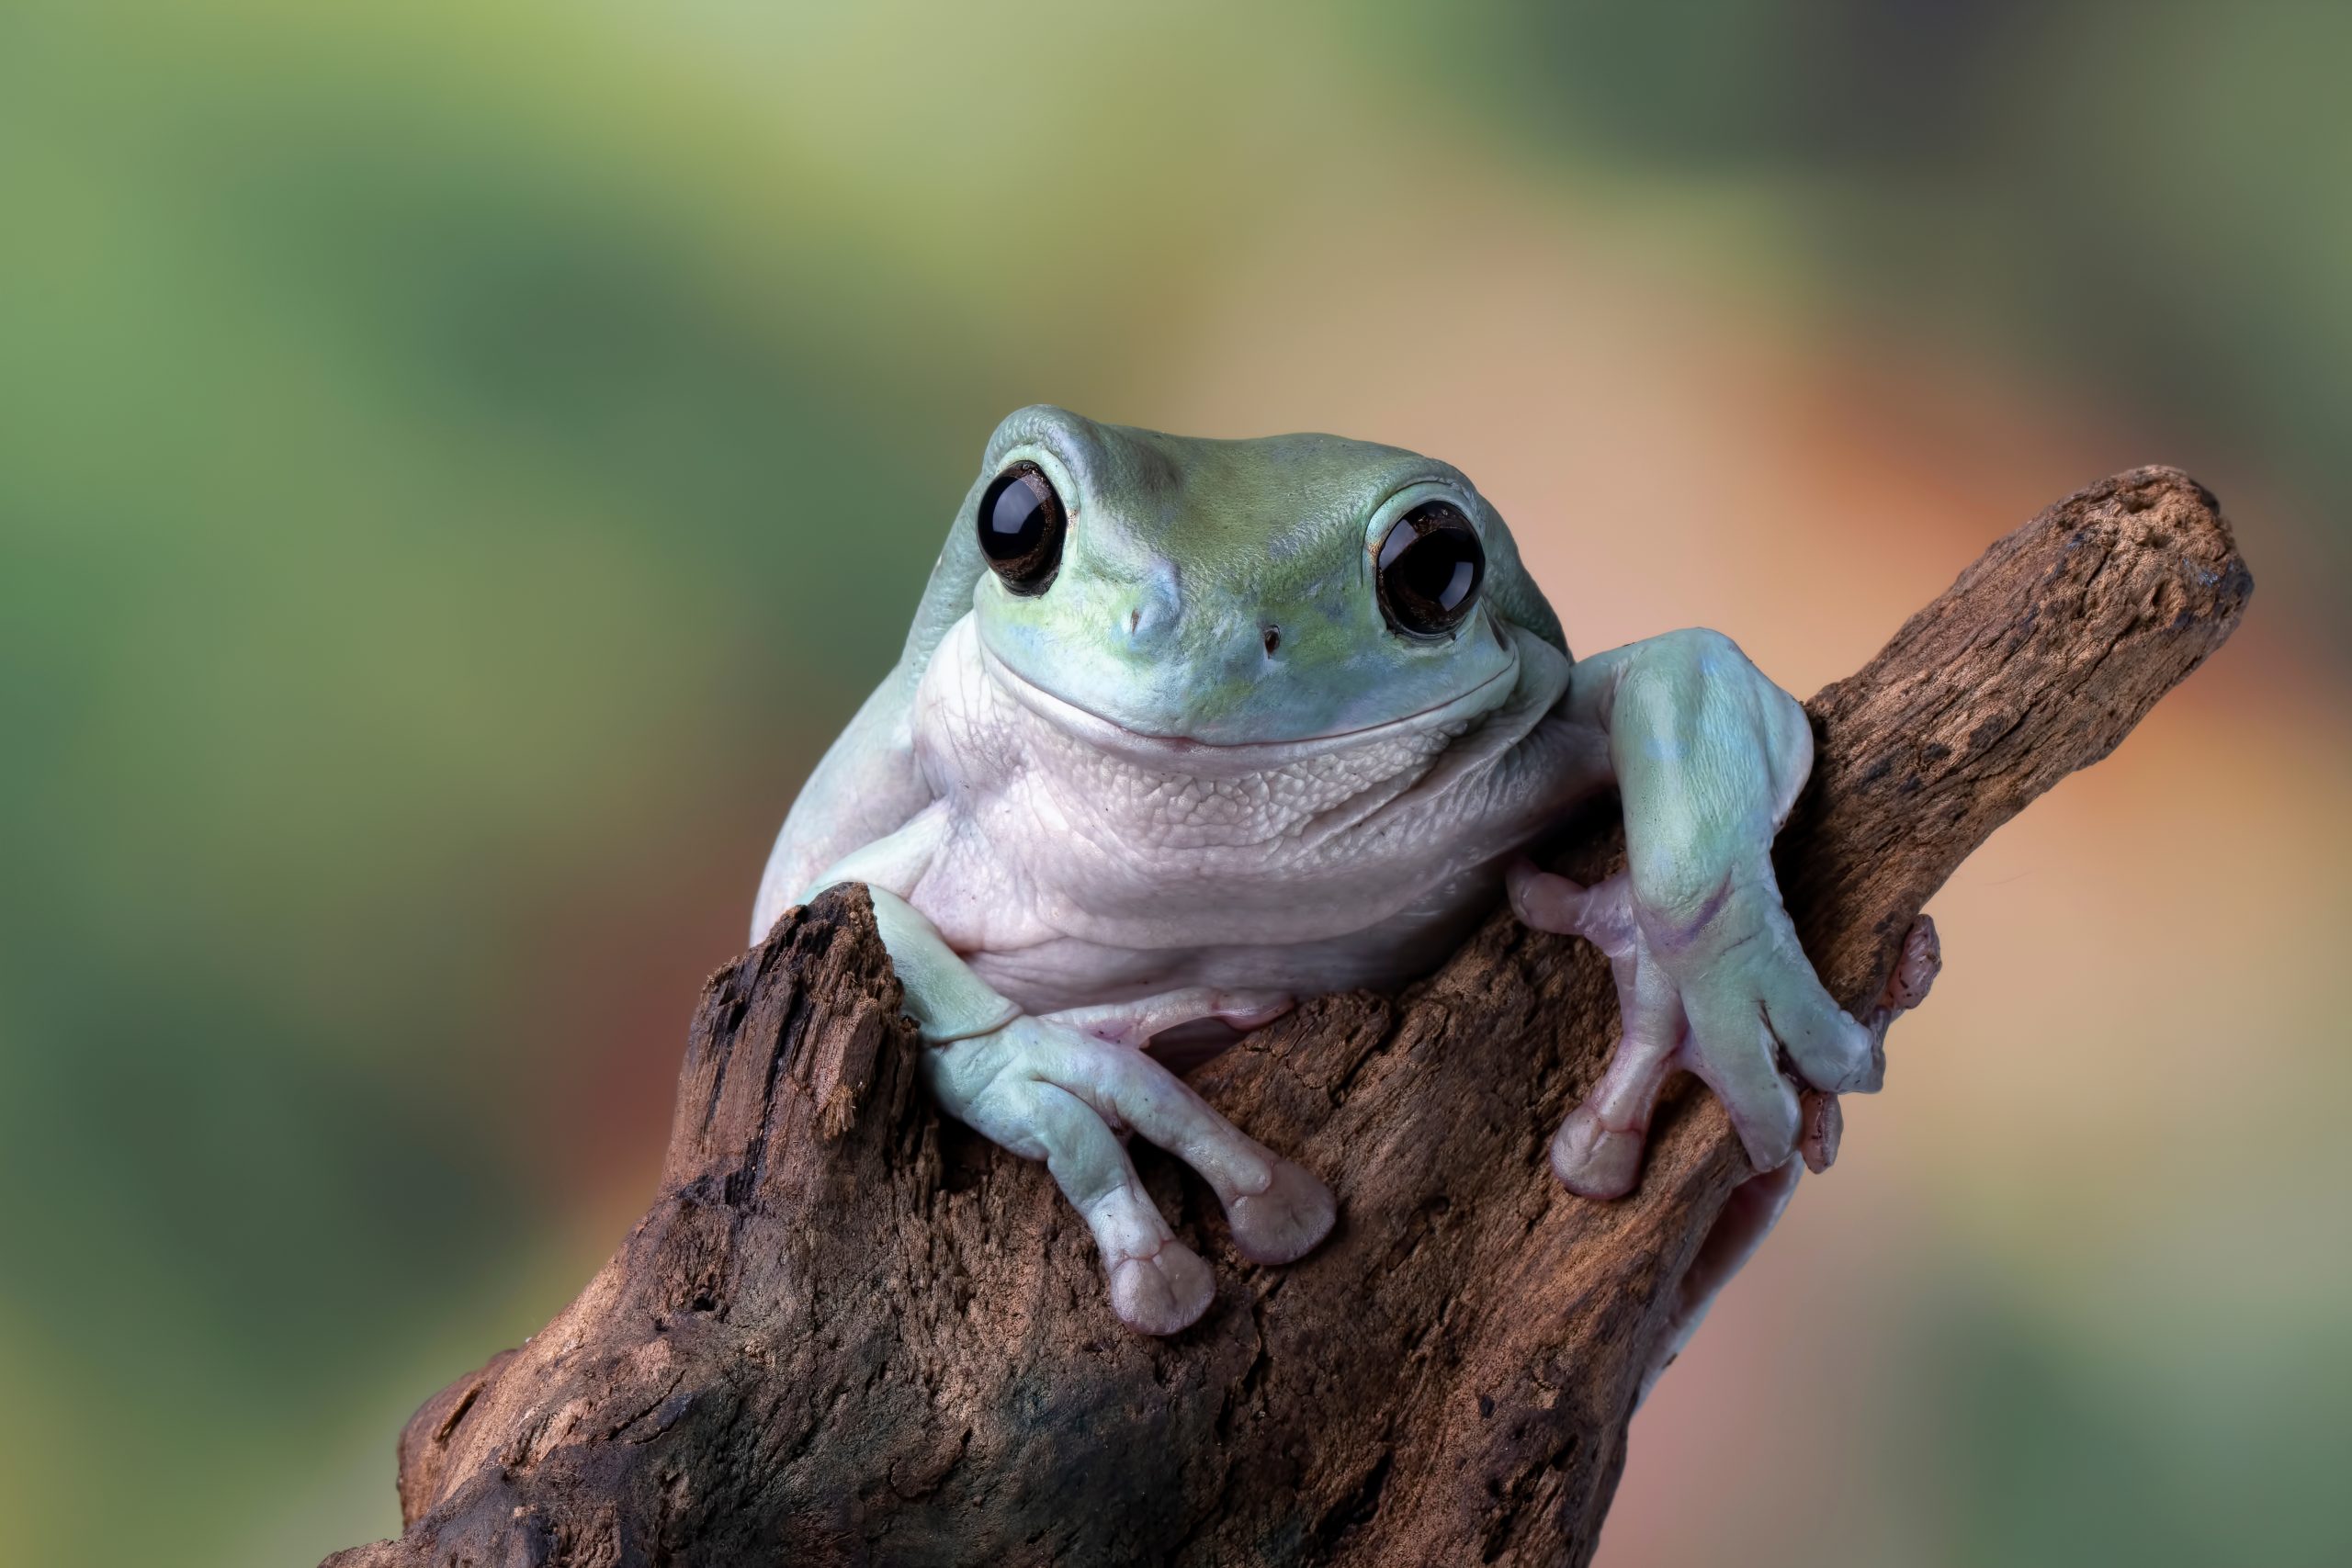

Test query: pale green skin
[753,406,1883,1338]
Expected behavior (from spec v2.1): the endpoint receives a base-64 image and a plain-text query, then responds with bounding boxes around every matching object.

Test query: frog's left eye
[1374,501,1485,637]
[977,461,1067,595]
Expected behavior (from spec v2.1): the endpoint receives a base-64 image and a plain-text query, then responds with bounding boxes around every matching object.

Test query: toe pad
[1552,1107,1645,1199]
[1109,1244,1216,1335]
[1227,1159,1337,1265]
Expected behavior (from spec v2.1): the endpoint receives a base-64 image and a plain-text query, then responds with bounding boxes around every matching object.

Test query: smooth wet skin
[753,405,1917,1337]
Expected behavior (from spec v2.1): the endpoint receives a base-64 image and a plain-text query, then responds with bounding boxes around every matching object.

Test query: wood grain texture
[326,466,2249,1568]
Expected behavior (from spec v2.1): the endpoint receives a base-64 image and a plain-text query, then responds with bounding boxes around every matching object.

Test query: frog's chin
[976,637,1521,777]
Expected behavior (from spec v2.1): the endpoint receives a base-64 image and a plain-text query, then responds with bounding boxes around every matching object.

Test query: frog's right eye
[977,461,1066,595]
[1374,501,1484,637]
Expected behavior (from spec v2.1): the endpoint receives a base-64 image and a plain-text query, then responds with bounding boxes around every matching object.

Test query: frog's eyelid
[992,442,1086,520]
[1363,478,1478,544]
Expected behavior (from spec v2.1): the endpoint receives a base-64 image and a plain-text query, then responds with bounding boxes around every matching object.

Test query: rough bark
[327,467,2249,1568]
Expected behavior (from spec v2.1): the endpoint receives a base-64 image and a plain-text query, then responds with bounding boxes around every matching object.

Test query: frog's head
[958,405,1562,768]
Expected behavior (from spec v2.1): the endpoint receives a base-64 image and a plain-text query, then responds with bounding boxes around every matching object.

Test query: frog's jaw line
[975,630,1521,779]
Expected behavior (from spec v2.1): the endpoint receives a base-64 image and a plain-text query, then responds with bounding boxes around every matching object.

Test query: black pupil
[982,469,1050,558]
[1395,536,1476,609]
[1377,502,1484,633]
[977,463,1064,592]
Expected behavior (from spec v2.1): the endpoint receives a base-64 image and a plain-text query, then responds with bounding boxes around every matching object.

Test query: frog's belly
[922,863,1509,1018]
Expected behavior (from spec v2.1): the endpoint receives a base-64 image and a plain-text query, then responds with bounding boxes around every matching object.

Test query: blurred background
[3,1,2346,1562]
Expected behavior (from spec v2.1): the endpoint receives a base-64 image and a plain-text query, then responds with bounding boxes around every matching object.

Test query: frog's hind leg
[1636,1156,1802,1406]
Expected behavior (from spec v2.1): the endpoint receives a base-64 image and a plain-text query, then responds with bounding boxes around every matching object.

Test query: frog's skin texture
[753,405,1895,1337]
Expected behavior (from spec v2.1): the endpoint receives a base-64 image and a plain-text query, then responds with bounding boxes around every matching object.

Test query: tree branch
[327,467,2250,1568]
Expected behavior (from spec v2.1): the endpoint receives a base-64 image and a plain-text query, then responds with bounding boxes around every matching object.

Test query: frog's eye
[976,461,1066,595]
[1374,501,1485,637]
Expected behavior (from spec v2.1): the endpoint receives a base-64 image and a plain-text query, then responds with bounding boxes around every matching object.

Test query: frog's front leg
[1511,628,1883,1196]
[806,825,1333,1334]
[923,996,1335,1333]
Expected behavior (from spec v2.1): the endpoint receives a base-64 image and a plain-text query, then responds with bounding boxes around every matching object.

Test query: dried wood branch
[327,467,2249,1568]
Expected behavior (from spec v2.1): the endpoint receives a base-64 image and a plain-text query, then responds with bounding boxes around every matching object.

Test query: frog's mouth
[976,633,1521,776]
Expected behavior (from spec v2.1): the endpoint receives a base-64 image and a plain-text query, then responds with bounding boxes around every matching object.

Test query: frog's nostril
[1122,602,1168,646]
[1119,569,1182,647]
[1261,625,1282,657]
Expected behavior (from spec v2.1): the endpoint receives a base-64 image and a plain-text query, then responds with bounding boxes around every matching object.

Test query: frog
[752,405,1935,1338]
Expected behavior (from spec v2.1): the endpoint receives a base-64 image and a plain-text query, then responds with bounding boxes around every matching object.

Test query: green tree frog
[753,406,1932,1338]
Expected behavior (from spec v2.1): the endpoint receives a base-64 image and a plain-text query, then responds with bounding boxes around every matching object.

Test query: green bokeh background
[4,3,2345,1563]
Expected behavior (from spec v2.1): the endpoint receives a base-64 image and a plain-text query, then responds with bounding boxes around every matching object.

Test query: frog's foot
[926,1010,1335,1335]
[1508,859,1890,1198]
